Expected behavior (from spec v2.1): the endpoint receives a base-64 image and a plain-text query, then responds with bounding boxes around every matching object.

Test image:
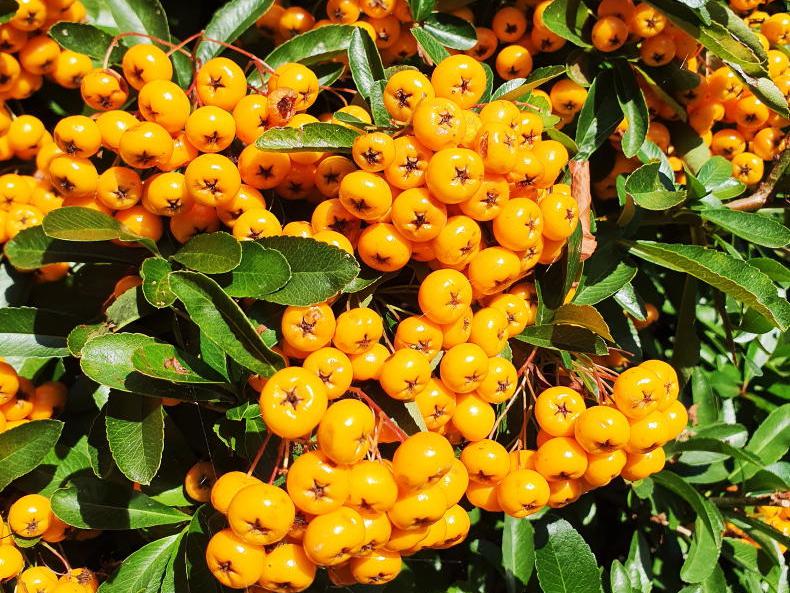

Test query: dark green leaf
[700,210,790,249]
[535,517,603,593]
[423,13,477,50]
[542,0,593,47]
[171,232,242,274]
[141,257,175,308]
[625,532,652,592]
[610,560,634,593]
[258,236,360,306]
[0,420,63,491]
[256,123,360,153]
[628,241,790,331]
[43,207,158,253]
[67,323,111,358]
[681,515,722,583]
[97,533,180,593]
[106,393,164,485]
[409,0,433,22]
[169,271,285,376]
[743,404,789,471]
[575,252,637,306]
[614,61,649,158]
[502,516,534,593]
[348,27,385,101]
[634,65,687,121]
[575,70,623,160]
[553,304,613,341]
[80,333,225,401]
[215,241,291,298]
[51,479,189,529]
[88,411,114,478]
[515,324,608,354]
[131,343,226,384]
[492,66,566,102]
[369,80,392,127]
[747,257,790,283]
[195,0,274,63]
[667,121,711,174]
[0,307,71,358]
[691,368,720,426]
[625,163,686,211]
[4,226,144,269]
[106,0,170,47]
[49,22,125,62]
[106,286,154,331]
[410,26,450,65]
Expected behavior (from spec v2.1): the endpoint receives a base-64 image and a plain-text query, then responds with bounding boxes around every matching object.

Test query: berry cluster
[0,360,66,430]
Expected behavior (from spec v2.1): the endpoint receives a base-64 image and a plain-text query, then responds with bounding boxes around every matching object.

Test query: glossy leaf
[215,241,291,298]
[423,13,477,50]
[195,0,274,63]
[171,232,242,274]
[411,26,451,64]
[141,257,176,308]
[256,123,360,153]
[409,0,433,22]
[535,517,603,593]
[492,66,566,101]
[542,0,593,47]
[628,241,790,331]
[106,0,170,46]
[106,393,164,485]
[614,60,649,158]
[575,70,623,160]
[502,516,534,593]
[700,210,790,249]
[0,420,63,491]
[348,27,385,100]
[625,163,686,210]
[132,343,226,384]
[0,307,71,358]
[516,324,608,355]
[258,236,360,306]
[97,533,180,593]
[49,22,125,62]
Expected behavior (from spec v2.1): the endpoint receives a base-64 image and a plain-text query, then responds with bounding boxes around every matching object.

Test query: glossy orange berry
[302,347,352,400]
[184,461,217,503]
[118,122,174,169]
[121,44,173,90]
[347,460,399,513]
[384,135,432,190]
[303,507,366,566]
[574,405,630,454]
[625,410,669,454]
[534,436,588,480]
[259,367,328,438]
[211,471,260,514]
[11,0,47,31]
[338,170,393,221]
[731,152,764,185]
[639,359,679,410]
[227,482,295,545]
[269,63,319,112]
[19,35,60,76]
[425,148,484,204]
[136,80,190,134]
[540,191,578,241]
[0,546,24,581]
[48,155,98,199]
[393,316,443,359]
[629,3,666,37]
[392,432,455,490]
[415,378,457,430]
[185,106,236,153]
[350,550,401,584]
[17,566,58,592]
[314,155,356,198]
[8,493,51,537]
[281,304,336,353]
[286,450,350,515]
[461,439,510,484]
[550,79,587,116]
[612,366,662,419]
[144,171,193,216]
[278,6,316,38]
[350,132,393,173]
[114,205,164,242]
[465,480,502,512]
[412,97,465,151]
[333,308,383,355]
[592,16,628,52]
[496,469,550,517]
[326,0,360,23]
[379,349,432,400]
[388,485,447,530]
[383,70,434,123]
[95,167,142,210]
[350,342,389,381]
[663,399,688,440]
[419,269,473,324]
[318,398,375,464]
[238,145,292,190]
[185,153,241,206]
[452,392,496,441]
[584,449,627,487]
[534,386,586,437]
[170,203,221,243]
[475,356,518,404]
[196,57,247,110]
[430,215,480,266]
[257,542,316,592]
[439,343,489,394]
[205,528,265,588]
[357,223,412,272]
[390,187,447,243]
[621,447,665,481]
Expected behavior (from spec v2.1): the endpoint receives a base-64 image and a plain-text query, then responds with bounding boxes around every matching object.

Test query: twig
[712,493,789,508]
[569,159,597,261]
[348,387,408,441]
[246,432,272,477]
[726,146,790,211]
[40,541,71,572]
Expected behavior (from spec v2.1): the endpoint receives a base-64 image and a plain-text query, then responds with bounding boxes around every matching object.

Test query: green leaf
[15,431,94,496]
[575,70,623,160]
[611,560,635,593]
[535,517,603,593]
[106,286,154,331]
[681,515,722,584]
[256,123,360,153]
[369,80,392,127]
[613,61,649,158]
[625,532,652,593]
[0,0,17,24]
[106,393,164,485]
[169,271,285,377]
[42,207,159,253]
[542,0,594,47]
[423,13,477,50]
[409,0,433,21]
[492,66,566,102]
[628,241,790,331]
[700,210,790,249]
[729,63,790,119]
[410,26,451,64]
[171,232,242,274]
[696,156,734,191]
[141,257,175,308]
[575,252,637,306]
[348,27,385,101]
[88,411,114,479]
[625,163,685,211]
[106,0,170,47]
[744,404,790,470]
[0,307,71,358]
[633,65,687,121]
[249,24,356,87]
[98,533,180,593]
[215,241,291,298]
[80,333,225,401]
[67,323,111,358]
[672,438,764,470]
[5,226,144,269]
[132,343,226,384]
[516,324,608,355]
[0,420,63,491]
[667,122,711,175]
[51,479,189,529]
[258,236,360,306]
[747,257,790,283]
[691,368,720,426]
[553,304,613,341]
[195,0,274,63]
[49,22,125,63]
[502,516,534,593]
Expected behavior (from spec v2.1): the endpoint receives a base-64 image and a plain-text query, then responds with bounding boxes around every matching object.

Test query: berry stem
[199,36,276,74]
[40,541,72,573]
[348,386,408,441]
[246,431,272,477]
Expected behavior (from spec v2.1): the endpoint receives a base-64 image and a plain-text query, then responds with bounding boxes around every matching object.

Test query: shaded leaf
[106,393,164,485]
[0,307,71,358]
[0,420,63,491]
